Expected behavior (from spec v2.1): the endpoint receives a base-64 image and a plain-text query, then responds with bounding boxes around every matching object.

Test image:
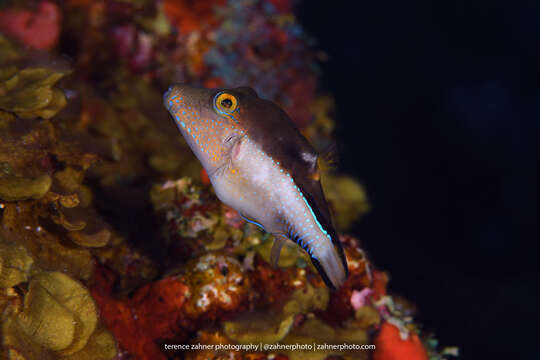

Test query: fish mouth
[163,83,213,114]
[163,87,172,110]
[163,85,179,111]
[163,85,174,100]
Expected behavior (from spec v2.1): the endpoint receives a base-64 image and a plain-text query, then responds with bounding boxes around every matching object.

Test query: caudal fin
[310,241,348,289]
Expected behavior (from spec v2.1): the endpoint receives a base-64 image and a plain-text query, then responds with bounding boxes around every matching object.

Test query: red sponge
[374,322,429,360]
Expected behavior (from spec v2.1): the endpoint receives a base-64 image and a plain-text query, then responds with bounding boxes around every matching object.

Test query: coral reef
[0,1,455,360]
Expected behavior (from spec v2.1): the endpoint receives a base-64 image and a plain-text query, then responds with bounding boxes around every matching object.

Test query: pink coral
[351,287,375,310]
[0,2,61,50]
[112,25,154,72]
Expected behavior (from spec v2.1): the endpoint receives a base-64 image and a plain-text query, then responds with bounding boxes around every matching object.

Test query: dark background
[298,1,539,359]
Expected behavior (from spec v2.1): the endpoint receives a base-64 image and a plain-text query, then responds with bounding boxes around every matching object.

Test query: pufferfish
[163,84,348,289]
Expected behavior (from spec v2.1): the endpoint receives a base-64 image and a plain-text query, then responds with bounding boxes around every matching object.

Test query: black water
[299,1,540,359]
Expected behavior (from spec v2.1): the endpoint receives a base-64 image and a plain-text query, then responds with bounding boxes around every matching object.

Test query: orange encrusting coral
[90,265,189,360]
[373,322,429,360]
[372,269,390,298]
[250,258,297,305]
[163,0,226,36]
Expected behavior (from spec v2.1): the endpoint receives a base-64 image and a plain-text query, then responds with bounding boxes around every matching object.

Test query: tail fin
[310,240,347,289]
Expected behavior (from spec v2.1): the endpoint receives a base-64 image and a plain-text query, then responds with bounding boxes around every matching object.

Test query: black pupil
[221,98,233,108]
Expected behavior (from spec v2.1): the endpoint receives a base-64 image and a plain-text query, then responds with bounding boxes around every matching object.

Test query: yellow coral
[0,67,69,120]
[224,313,295,344]
[0,175,52,201]
[1,202,94,280]
[1,272,117,360]
[224,283,329,346]
[69,228,111,248]
[282,283,330,315]
[321,173,370,230]
[0,236,34,287]
[17,272,98,354]
[281,317,369,360]
[60,326,117,360]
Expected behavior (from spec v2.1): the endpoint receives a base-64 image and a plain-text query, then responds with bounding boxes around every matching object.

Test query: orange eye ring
[213,92,238,114]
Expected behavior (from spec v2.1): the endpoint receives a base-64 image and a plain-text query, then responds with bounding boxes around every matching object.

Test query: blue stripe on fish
[240,213,266,231]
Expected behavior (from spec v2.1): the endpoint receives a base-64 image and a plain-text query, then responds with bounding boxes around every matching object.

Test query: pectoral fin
[270,235,287,267]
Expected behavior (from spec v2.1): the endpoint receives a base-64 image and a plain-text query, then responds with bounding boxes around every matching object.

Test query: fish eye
[214,92,238,114]
[221,98,232,108]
